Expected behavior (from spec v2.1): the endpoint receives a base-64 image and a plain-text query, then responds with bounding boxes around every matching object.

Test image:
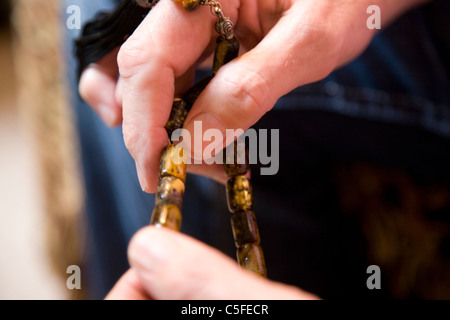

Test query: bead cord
[150,0,267,277]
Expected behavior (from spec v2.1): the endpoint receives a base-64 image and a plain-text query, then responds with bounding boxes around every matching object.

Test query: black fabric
[75,0,150,78]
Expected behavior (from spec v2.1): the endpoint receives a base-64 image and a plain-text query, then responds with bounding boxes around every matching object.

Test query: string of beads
[149,0,267,277]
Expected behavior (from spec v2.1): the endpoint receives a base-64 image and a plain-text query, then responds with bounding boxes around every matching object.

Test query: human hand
[106,226,318,300]
[79,0,428,193]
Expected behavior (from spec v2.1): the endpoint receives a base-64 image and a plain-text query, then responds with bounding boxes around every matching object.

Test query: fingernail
[185,112,224,133]
[184,113,225,159]
[136,161,149,192]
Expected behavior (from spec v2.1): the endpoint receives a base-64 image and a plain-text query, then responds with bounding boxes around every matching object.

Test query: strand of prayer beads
[150,0,267,277]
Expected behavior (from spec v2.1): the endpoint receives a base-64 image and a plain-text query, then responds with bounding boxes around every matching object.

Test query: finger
[174,66,196,97]
[118,1,239,193]
[128,226,319,300]
[105,269,152,300]
[116,76,123,108]
[79,48,122,127]
[183,1,344,155]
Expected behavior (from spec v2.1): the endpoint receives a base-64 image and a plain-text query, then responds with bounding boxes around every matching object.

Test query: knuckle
[117,37,148,78]
[221,67,271,122]
[302,24,343,79]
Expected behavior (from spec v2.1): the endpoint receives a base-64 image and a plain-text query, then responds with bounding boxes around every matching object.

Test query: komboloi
[76,0,267,277]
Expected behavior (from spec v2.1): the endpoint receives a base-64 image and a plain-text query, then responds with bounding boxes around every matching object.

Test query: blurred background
[0,0,82,299]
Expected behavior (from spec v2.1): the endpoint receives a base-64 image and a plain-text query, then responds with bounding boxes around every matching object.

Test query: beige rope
[11,0,85,300]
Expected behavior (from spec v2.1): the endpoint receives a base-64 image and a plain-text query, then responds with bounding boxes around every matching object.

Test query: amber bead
[165,98,188,140]
[156,176,185,209]
[160,144,187,182]
[226,175,253,213]
[213,36,240,74]
[223,141,249,177]
[150,204,182,231]
[231,211,260,247]
[237,244,267,277]
[172,0,200,11]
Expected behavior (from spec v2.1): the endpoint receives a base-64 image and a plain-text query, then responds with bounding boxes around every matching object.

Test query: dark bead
[237,244,267,277]
[224,163,249,178]
[231,211,260,247]
[226,175,253,213]
[182,76,213,111]
[136,0,158,9]
[165,98,188,140]
[160,144,187,182]
[156,176,185,209]
[150,204,182,231]
[213,36,240,74]
[223,141,249,177]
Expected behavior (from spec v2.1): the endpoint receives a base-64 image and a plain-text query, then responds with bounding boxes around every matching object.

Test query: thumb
[127,226,317,300]
[182,51,280,156]
[183,3,344,154]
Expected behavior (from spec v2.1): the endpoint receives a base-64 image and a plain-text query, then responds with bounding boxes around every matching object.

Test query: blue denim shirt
[63,0,450,299]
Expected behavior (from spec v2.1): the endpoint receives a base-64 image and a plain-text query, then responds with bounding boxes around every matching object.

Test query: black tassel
[75,0,151,79]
